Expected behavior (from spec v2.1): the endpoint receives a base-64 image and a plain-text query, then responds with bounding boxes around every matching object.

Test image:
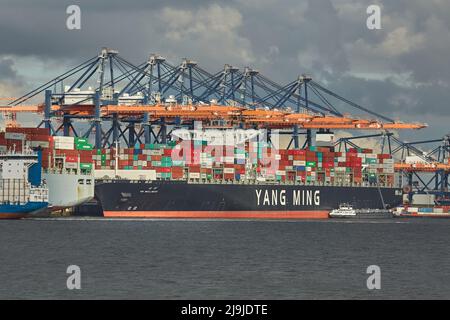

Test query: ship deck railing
[43,168,92,176]
[102,176,395,188]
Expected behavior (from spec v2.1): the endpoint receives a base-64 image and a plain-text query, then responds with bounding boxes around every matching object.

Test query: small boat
[330,203,393,219]
[329,204,357,218]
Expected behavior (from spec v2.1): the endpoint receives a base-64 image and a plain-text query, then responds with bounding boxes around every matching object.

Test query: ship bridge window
[86,179,92,185]
[78,179,84,184]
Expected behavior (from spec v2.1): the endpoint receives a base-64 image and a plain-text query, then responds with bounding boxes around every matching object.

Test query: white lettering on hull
[255,189,320,206]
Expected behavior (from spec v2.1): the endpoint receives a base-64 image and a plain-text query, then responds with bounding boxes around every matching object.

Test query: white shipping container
[224,157,234,163]
[316,133,334,142]
[223,168,235,174]
[65,162,77,169]
[150,150,163,156]
[189,172,200,179]
[412,194,435,205]
[5,132,26,140]
[53,136,75,144]
[55,143,74,150]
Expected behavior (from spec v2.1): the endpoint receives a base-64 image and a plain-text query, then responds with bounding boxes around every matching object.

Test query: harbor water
[0,218,449,299]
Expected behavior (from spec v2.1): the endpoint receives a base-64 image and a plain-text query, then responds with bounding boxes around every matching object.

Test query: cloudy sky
[0,0,449,142]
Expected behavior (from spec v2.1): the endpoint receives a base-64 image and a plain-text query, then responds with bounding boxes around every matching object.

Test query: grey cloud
[0,58,17,79]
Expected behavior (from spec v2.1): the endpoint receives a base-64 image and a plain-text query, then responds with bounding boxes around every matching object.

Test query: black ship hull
[95,180,402,219]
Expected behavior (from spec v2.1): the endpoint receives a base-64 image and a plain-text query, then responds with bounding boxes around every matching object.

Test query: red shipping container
[65,155,77,163]
[7,127,50,136]
[188,165,201,172]
[224,173,234,180]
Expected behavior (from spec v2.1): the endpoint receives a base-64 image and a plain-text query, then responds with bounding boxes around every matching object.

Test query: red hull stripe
[104,210,330,219]
[0,213,27,219]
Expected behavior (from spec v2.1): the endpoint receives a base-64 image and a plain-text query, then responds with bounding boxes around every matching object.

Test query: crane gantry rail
[0,103,426,130]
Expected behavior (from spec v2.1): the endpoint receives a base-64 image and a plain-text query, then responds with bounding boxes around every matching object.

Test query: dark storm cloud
[0,58,17,79]
[0,0,449,140]
[0,0,218,60]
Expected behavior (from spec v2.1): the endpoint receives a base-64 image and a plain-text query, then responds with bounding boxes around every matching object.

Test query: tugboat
[0,147,49,219]
[329,203,392,219]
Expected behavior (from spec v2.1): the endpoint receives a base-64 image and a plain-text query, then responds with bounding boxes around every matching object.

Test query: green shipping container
[306,161,316,167]
[77,144,93,150]
[75,137,89,144]
[80,163,93,170]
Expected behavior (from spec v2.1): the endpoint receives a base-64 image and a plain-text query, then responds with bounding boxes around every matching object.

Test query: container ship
[0,146,49,219]
[90,132,402,219]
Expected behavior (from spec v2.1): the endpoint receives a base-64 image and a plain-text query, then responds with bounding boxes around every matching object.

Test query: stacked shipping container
[0,128,396,187]
[0,128,95,172]
[91,140,395,187]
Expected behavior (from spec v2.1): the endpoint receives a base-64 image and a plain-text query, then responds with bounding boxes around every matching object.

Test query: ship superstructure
[0,147,48,219]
